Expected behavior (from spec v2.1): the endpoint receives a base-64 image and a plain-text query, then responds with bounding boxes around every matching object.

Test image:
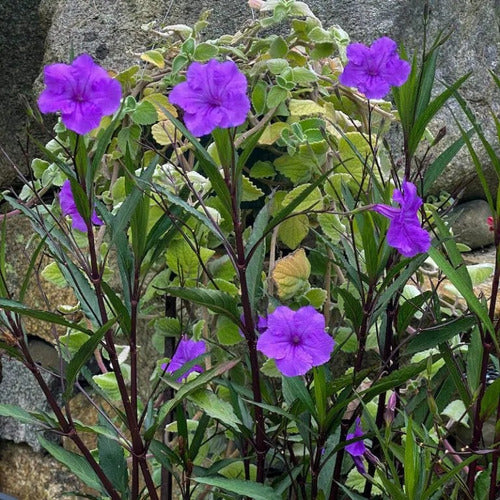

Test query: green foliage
[1,1,497,499]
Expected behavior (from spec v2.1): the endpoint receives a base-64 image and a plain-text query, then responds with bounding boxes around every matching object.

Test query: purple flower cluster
[339,37,410,99]
[372,180,431,258]
[59,180,103,232]
[162,336,206,382]
[169,59,250,137]
[38,54,122,135]
[257,306,334,377]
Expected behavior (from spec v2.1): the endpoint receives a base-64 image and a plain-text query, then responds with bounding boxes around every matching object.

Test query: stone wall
[1,0,498,199]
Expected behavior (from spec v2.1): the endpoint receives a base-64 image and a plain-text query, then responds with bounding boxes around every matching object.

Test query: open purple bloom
[162,336,206,382]
[38,54,122,135]
[346,417,367,474]
[257,306,334,377]
[59,180,103,232]
[339,37,410,99]
[371,179,431,258]
[169,59,250,137]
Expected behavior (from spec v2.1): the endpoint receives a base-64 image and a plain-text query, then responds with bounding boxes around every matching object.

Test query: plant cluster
[0,1,499,499]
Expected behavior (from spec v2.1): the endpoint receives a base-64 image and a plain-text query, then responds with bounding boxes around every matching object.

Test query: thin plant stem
[226,129,268,482]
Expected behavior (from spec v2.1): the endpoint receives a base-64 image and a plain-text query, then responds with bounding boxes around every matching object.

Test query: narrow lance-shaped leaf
[0,298,92,334]
[163,286,241,325]
[63,317,118,402]
[193,476,281,500]
[38,435,106,494]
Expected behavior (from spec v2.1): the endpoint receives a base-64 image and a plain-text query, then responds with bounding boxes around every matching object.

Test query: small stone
[449,199,494,249]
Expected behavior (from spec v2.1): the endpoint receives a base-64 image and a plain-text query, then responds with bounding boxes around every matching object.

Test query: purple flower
[371,179,431,258]
[38,54,122,135]
[339,37,410,99]
[169,59,250,137]
[256,306,334,377]
[162,336,206,382]
[59,180,103,232]
[346,417,366,474]
[239,314,268,337]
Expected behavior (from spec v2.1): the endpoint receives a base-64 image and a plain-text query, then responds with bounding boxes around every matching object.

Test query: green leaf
[274,149,319,183]
[117,124,141,158]
[38,435,105,493]
[334,132,373,184]
[271,248,311,300]
[336,288,363,332]
[163,109,232,220]
[241,176,264,202]
[408,73,470,157]
[317,213,345,243]
[404,417,416,500]
[41,261,67,288]
[92,372,122,401]
[266,58,289,75]
[466,327,482,393]
[0,404,49,426]
[441,400,468,426]
[193,476,281,500]
[140,50,165,68]
[278,214,309,249]
[216,316,242,346]
[282,184,324,213]
[428,247,494,339]
[163,286,240,325]
[304,288,327,309]
[406,316,476,355]
[259,122,290,146]
[270,36,288,58]
[193,42,219,61]
[397,291,432,334]
[282,375,317,418]
[267,86,288,108]
[245,202,269,308]
[289,99,324,116]
[131,100,158,125]
[480,378,500,419]
[97,414,129,496]
[165,239,215,279]
[251,81,267,115]
[189,390,242,430]
[154,359,240,435]
[63,317,117,401]
[0,298,91,334]
[422,129,473,195]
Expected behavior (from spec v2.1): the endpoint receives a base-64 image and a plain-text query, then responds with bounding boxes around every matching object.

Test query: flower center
[292,334,301,345]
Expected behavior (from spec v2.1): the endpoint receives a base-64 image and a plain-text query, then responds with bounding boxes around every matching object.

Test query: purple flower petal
[371,180,431,257]
[169,59,250,137]
[346,417,366,457]
[38,54,122,134]
[257,305,334,377]
[59,180,104,232]
[162,336,206,382]
[339,36,410,99]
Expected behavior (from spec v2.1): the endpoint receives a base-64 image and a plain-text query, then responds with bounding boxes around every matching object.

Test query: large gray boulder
[1,0,498,199]
[0,0,49,189]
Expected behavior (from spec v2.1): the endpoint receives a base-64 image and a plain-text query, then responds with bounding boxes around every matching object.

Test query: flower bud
[384,391,397,425]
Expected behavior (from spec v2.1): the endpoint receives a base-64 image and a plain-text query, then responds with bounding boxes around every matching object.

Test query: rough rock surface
[0,440,83,499]
[1,1,498,197]
[0,357,59,452]
[450,199,495,249]
[0,0,49,189]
